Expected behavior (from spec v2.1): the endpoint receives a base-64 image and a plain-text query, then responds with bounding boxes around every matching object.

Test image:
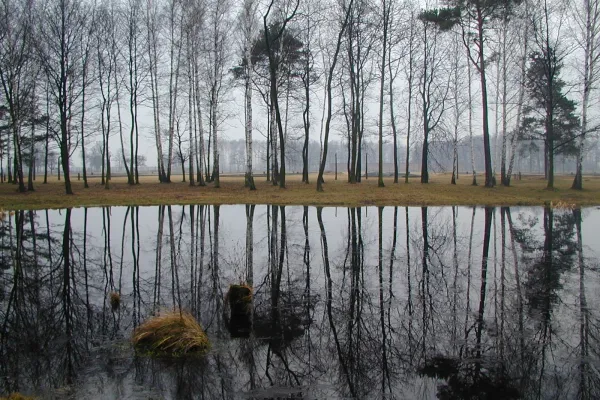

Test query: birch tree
[145,0,167,182]
[205,0,233,188]
[423,1,523,187]
[165,0,184,183]
[572,0,600,190]
[240,0,258,190]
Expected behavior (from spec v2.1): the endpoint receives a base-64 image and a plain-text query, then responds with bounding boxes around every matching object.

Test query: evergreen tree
[521,50,580,184]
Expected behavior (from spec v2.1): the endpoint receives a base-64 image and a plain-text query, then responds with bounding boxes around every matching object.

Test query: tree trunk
[476,7,494,187]
[317,0,354,191]
[377,0,388,188]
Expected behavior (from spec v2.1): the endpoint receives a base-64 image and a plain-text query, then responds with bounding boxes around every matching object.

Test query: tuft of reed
[110,292,121,310]
[132,310,210,356]
[0,393,36,400]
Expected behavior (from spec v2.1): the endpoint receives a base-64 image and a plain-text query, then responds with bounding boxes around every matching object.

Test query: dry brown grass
[1,173,599,209]
[0,393,36,400]
[132,310,210,356]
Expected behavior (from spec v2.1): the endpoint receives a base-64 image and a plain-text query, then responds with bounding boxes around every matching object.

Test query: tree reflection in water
[0,205,599,399]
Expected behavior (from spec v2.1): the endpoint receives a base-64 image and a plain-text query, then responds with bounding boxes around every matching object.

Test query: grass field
[0,172,598,210]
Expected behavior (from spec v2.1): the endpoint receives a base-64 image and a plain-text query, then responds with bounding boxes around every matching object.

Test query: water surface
[1,205,599,399]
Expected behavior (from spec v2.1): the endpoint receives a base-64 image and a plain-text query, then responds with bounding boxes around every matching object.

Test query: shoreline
[1,173,598,210]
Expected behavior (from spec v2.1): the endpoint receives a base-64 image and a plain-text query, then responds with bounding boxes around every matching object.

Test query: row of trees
[1,0,598,194]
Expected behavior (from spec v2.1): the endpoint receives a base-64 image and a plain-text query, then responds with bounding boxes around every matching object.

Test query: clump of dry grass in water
[110,292,121,310]
[0,393,36,400]
[132,310,210,356]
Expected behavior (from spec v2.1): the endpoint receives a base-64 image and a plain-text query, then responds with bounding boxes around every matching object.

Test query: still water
[0,205,599,399]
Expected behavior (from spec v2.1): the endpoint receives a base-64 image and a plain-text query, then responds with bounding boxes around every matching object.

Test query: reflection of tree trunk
[167,206,181,309]
[213,205,221,316]
[302,205,311,361]
[388,207,398,340]
[499,208,508,362]
[276,206,286,312]
[347,207,363,380]
[574,209,590,399]
[116,208,130,324]
[83,208,91,340]
[303,206,310,300]
[378,207,390,393]
[62,208,74,384]
[190,206,196,313]
[102,207,114,329]
[198,205,206,309]
[131,206,141,326]
[421,207,431,358]
[2,212,24,357]
[154,206,165,309]
[245,205,255,285]
[317,207,356,398]
[269,205,278,304]
[476,207,493,363]
[463,207,476,354]
[506,207,525,378]
[452,207,459,352]
[406,206,413,351]
[536,206,554,398]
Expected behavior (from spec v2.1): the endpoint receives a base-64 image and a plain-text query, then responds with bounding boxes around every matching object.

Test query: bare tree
[417,10,451,184]
[124,0,144,185]
[205,0,233,188]
[263,0,300,189]
[377,0,392,187]
[37,0,89,194]
[449,32,467,184]
[404,7,417,184]
[572,0,600,189]
[317,0,354,192]
[165,0,184,183]
[423,1,523,187]
[240,0,258,189]
[0,0,36,192]
[506,1,531,185]
[145,0,167,182]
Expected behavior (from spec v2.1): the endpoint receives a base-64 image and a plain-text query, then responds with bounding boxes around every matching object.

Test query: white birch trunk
[167,1,183,182]
[507,1,530,183]
[500,16,508,185]
[187,32,195,186]
[573,0,599,189]
[244,1,255,189]
[146,3,165,181]
[468,48,476,185]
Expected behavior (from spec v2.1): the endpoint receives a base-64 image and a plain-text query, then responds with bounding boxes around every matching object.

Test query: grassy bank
[0,173,599,210]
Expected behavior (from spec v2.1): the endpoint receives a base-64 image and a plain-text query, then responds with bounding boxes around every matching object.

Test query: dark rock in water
[225,284,253,338]
[110,292,121,310]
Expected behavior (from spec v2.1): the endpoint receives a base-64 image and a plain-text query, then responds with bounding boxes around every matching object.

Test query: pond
[0,205,599,399]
